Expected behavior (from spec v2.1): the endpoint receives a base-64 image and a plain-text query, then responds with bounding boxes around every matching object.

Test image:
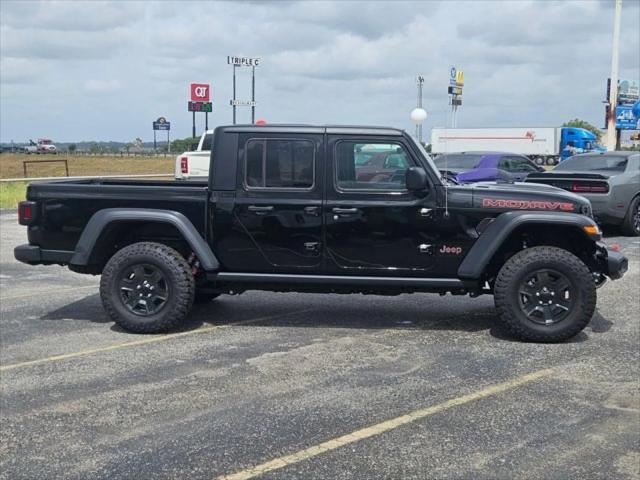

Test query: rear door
[324,135,439,276]
[220,133,324,272]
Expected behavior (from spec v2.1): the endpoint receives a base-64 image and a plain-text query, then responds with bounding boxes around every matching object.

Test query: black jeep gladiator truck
[15,125,628,342]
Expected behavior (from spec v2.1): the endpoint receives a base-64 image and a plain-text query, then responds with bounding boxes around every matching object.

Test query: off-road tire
[621,195,640,237]
[494,246,596,342]
[100,242,195,333]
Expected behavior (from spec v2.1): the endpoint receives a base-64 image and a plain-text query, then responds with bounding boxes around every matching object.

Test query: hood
[470,181,592,216]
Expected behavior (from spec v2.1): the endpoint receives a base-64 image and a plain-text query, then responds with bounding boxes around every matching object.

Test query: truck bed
[25,178,209,252]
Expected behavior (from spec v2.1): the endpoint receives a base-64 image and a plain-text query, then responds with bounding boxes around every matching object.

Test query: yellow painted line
[0,284,98,301]
[216,368,554,480]
[0,310,309,372]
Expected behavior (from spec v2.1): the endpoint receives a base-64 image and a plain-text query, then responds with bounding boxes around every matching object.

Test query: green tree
[171,136,199,153]
[68,144,77,155]
[89,143,100,155]
[562,119,602,142]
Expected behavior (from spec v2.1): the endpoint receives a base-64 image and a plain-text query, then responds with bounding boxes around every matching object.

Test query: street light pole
[410,76,427,145]
[416,75,424,143]
[606,0,622,151]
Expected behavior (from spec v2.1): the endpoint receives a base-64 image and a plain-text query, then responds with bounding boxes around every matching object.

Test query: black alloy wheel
[119,263,169,316]
[100,242,195,333]
[494,246,596,342]
[517,269,573,325]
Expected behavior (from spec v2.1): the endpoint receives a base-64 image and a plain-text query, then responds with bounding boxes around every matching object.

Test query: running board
[209,272,466,288]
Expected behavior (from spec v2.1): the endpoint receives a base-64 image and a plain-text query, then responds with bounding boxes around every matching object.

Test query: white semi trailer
[430,127,601,165]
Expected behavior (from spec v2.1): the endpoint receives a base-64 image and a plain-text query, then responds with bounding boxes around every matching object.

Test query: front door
[324,136,438,276]
[220,133,324,272]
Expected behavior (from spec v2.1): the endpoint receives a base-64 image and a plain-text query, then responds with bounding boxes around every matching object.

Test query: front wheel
[100,242,195,333]
[494,246,596,342]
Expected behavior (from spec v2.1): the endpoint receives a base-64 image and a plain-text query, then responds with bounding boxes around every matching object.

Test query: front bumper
[605,250,628,280]
[595,242,628,280]
[14,244,72,265]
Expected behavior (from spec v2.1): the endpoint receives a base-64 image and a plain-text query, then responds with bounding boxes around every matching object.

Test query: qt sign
[190,83,210,102]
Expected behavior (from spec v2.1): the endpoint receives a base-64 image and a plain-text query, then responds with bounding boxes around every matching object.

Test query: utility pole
[606,0,622,151]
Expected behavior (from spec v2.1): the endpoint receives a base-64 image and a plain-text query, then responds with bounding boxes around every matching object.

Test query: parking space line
[0,309,310,372]
[216,368,554,480]
[0,284,98,301]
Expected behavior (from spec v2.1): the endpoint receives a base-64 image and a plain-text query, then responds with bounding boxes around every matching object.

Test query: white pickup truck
[174,130,213,180]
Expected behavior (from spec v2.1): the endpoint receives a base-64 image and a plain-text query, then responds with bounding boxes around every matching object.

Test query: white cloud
[83,79,122,93]
[0,0,638,142]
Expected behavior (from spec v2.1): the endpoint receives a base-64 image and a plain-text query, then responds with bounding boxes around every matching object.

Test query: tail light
[18,201,37,225]
[180,156,189,174]
[571,182,609,193]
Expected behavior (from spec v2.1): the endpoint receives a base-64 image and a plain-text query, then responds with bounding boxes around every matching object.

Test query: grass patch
[0,182,27,209]
[0,154,174,179]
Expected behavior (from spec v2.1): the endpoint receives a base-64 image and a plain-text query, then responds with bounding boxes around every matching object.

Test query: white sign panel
[227,56,260,67]
[230,100,257,107]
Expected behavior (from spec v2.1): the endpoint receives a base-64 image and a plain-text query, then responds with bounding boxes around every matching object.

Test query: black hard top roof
[215,124,405,136]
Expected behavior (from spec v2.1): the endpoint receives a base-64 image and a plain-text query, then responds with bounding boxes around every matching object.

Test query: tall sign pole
[606,0,622,151]
[251,65,256,124]
[448,66,464,128]
[228,56,260,124]
[152,117,170,153]
[232,65,237,125]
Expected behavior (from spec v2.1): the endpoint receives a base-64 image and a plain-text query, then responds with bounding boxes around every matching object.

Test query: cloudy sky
[1,0,639,143]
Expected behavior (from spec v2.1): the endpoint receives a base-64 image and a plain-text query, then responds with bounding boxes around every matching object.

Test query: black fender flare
[457,211,599,280]
[70,208,219,271]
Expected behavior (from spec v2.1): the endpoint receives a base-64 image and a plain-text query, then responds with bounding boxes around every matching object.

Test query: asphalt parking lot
[1,210,639,480]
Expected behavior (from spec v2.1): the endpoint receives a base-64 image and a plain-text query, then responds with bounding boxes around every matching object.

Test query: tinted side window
[336,142,414,191]
[500,156,537,172]
[201,133,213,151]
[245,139,314,189]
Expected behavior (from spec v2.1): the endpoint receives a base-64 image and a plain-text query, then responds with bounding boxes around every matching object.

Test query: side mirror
[406,167,429,192]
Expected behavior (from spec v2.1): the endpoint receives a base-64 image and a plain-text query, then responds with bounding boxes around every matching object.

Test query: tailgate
[525,173,611,194]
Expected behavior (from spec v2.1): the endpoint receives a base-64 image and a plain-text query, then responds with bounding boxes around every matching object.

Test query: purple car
[434,152,543,183]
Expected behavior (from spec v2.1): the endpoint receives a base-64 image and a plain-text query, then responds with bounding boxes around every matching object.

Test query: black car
[15,125,627,342]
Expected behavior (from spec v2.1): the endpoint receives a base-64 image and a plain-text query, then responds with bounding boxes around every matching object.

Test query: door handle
[248,205,274,215]
[304,206,321,216]
[332,207,359,215]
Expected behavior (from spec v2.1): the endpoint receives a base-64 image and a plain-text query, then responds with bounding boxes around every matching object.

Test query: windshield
[407,137,443,183]
[434,154,483,170]
[555,154,628,172]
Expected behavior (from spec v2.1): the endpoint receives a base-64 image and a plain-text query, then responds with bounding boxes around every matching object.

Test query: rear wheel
[494,246,596,342]
[100,242,195,333]
[621,196,640,237]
